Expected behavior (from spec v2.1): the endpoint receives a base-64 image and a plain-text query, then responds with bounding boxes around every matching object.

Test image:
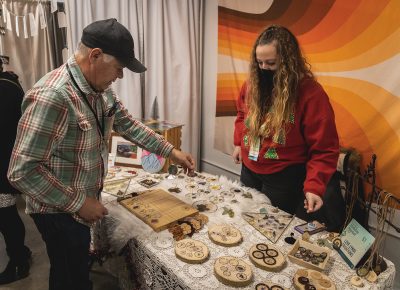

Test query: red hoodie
[234,78,339,196]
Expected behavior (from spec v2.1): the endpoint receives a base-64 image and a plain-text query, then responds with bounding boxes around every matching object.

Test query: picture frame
[109,132,142,167]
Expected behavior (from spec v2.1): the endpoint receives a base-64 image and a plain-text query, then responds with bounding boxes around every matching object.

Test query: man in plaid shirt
[8,19,194,290]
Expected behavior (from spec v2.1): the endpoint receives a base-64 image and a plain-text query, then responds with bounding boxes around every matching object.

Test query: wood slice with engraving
[249,243,286,272]
[214,256,253,287]
[119,189,198,232]
[175,239,209,264]
[208,224,242,246]
[255,281,288,290]
[293,268,336,290]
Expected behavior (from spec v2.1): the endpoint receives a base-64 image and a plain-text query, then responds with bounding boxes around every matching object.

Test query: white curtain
[0,1,59,91]
[65,0,203,166]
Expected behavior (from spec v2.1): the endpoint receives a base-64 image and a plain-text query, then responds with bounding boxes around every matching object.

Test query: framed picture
[109,132,142,167]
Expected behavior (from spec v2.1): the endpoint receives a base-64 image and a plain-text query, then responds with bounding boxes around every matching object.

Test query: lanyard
[66,64,104,137]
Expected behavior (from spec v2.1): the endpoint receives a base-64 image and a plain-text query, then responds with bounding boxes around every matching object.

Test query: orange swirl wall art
[215,0,400,197]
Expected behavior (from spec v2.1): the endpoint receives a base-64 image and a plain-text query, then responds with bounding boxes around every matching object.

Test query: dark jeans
[31,213,92,290]
[0,204,31,265]
[240,164,308,219]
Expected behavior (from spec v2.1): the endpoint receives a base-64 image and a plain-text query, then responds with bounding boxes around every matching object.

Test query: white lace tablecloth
[96,168,396,290]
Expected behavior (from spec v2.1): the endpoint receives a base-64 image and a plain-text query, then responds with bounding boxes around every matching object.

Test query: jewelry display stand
[341,153,399,276]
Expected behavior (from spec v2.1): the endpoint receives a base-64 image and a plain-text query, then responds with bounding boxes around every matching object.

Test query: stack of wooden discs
[174,238,209,264]
[249,243,286,271]
[214,256,253,287]
[208,224,242,246]
[293,268,336,290]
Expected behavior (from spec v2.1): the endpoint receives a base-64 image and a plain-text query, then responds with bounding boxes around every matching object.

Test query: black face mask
[260,69,275,85]
[259,69,275,102]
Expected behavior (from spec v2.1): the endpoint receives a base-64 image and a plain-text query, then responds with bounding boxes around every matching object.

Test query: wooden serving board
[249,243,286,272]
[214,256,253,287]
[293,268,336,290]
[175,238,209,264]
[208,224,242,247]
[119,189,198,232]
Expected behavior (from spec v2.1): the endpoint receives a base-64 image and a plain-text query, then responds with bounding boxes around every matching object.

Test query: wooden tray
[288,239,331,271]
[119,189,198,232]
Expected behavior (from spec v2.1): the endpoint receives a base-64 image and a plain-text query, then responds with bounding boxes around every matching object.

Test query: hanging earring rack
[347,154,400,233]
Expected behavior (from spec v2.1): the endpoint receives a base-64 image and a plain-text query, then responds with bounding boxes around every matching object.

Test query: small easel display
[119,189,198,232]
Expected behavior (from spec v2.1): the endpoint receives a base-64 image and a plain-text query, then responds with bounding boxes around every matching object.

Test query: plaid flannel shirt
[8,56,173,223]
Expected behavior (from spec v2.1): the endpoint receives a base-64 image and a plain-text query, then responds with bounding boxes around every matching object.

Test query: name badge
[248,137,260,161]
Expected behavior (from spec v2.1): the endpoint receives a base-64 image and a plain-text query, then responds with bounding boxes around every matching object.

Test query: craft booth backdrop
[214,0,400,198]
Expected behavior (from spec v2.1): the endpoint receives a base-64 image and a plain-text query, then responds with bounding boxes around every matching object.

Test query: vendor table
[95,168,395,290]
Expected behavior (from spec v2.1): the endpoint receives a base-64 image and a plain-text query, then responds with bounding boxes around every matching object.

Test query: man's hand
[170,149,195,172]
[232,146,242,164]
[77,197,108,223]
[304,192,323,213]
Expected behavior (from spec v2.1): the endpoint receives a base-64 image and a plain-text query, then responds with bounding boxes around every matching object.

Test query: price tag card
[336,219,375,268]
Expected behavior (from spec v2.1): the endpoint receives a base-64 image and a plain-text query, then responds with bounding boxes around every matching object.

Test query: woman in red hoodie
[233,25,339,217]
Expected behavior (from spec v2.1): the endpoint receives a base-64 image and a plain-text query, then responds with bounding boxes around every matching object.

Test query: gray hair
[76,42,117,63]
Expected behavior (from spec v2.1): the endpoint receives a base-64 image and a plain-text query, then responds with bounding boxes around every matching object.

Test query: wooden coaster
[293,268,336,290]
[255,281,288,290]
[350,276,365,287]
[214,256,253,287]
[208,225,242,246]
[175,238,209,264]
[249,243,286,272]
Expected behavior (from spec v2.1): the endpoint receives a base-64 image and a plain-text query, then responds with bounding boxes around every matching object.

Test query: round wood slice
[255,281,288,290]
[208,225,242,246]
[293,268,336,290]
[175,239,209,264]
[249,243,286,272]
[214,256,253,287]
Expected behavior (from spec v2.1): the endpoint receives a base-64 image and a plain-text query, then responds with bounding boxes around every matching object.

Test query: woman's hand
[232,146,242,164]
[304,192,323,213]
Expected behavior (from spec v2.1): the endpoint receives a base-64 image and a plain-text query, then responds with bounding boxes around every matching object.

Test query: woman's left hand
[304,192,323,213]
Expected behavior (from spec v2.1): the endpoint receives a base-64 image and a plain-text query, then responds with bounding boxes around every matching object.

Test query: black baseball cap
[81,18,146,73]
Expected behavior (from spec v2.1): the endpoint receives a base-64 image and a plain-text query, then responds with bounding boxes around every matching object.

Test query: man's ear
[88,48,103,64]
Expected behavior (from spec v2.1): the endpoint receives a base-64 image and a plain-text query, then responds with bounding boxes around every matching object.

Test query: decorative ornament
[284,232,296,245]
[264,147,279,159]
[222,206,234,218]
[141,149,165,173]
[192,200,218,213]
[242,191,253,199]
[350,275,364,287]
[167,164,178,179]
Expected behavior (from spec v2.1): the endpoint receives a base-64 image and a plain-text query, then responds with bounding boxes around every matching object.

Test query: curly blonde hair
[247,25,314,145]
